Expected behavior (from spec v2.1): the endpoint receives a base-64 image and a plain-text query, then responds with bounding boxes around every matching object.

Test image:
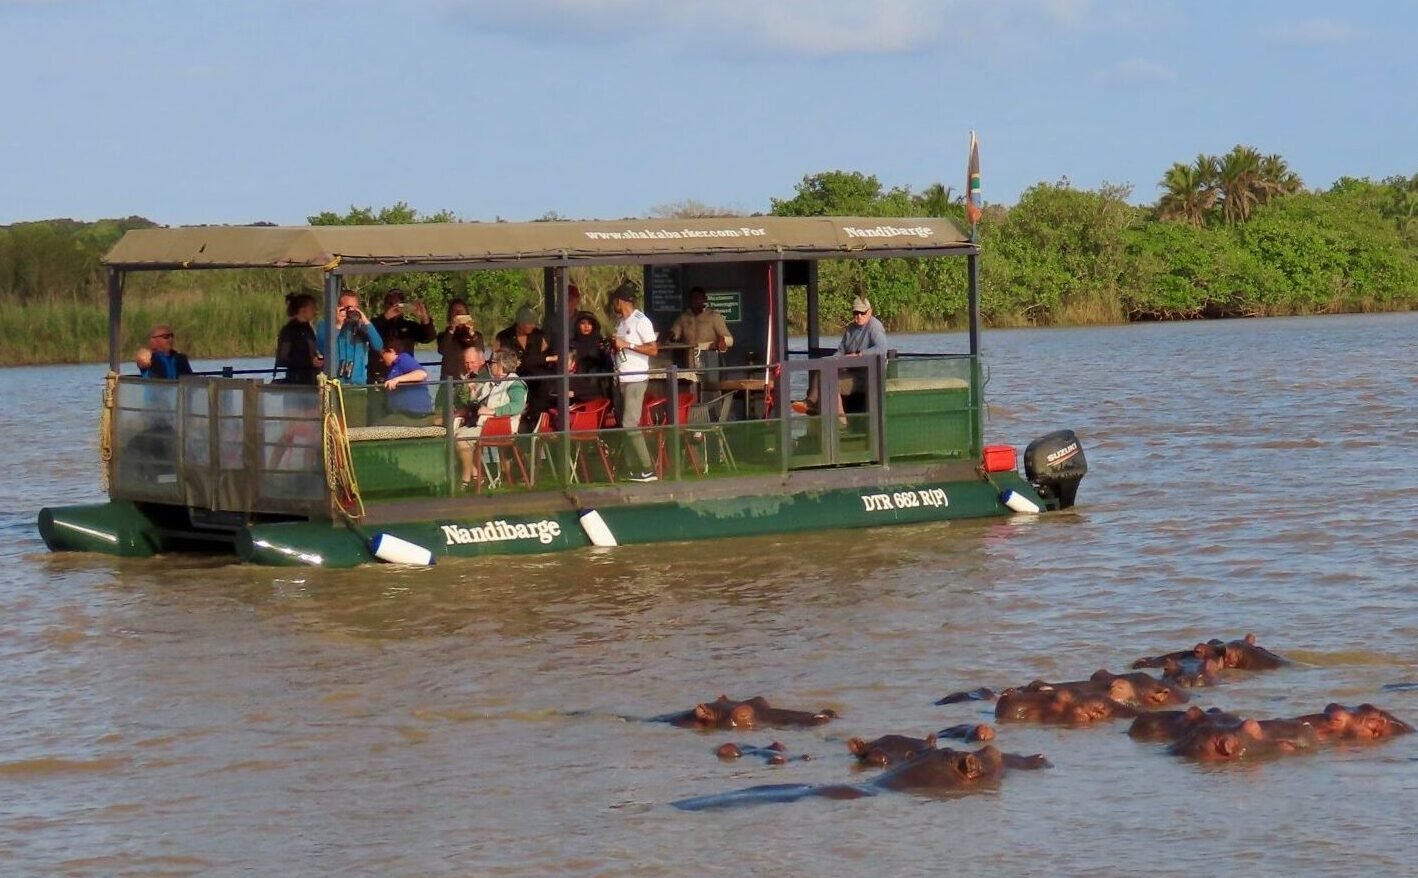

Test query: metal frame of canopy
[101,216,984,453]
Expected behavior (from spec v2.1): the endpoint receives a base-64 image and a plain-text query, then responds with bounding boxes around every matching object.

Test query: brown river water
[2,314,1416,876]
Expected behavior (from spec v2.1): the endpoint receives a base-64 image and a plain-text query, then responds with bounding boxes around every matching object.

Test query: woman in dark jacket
[275,293,322,385]
[567,310,612,403]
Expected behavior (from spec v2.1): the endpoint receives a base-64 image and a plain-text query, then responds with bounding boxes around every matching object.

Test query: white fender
[578,510,618,547]
[1000,489,1041,515]
[369,532,435,566]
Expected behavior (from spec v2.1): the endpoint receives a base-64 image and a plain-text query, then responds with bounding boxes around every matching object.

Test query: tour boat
[38,216,1087,567]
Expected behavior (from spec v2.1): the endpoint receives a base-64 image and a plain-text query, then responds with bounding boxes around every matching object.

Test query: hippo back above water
[657,695,838,730]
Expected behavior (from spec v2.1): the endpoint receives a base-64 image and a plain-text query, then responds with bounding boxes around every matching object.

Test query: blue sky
[2,0,1413,225]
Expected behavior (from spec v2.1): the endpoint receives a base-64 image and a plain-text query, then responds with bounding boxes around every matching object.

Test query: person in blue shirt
[315,289,384,385]
[377,344,433,424]
[830,296,889,423]
[142,324,194,379]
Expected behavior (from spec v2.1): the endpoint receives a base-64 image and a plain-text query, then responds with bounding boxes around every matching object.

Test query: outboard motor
[1024,429,1087,511]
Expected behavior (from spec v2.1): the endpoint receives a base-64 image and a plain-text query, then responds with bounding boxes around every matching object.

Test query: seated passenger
[805,296,888,425]
[568,310,612,404]
[144,324,194,379]
[378,343,433,424]
[455,348,528,489]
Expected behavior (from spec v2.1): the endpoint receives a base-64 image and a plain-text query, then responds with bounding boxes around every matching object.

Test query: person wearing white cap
[835,296,888,358]
[826,296,888,424]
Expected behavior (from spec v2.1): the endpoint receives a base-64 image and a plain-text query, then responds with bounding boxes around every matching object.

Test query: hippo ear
[1244,633,1256,645]
[1090,668,1112,681]
[1107,679,1133,702]
[924,733,937,747]
[1185,706,1205,720]
[847,737,867,756]
[1240,719,1264,739]
[694,703,718,723]
[957,754,981,778]
[1217,734,1238,757]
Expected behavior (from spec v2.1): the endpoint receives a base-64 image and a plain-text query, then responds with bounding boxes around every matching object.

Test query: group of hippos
[659,634,1413,811]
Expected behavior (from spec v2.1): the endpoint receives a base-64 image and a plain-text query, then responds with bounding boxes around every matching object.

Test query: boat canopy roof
[102,216,973,273]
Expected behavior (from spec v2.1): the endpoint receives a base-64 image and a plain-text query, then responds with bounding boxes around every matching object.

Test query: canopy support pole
[106,268,124,372]
[967,247,982,456]
[805,260,820,356]
[554,266,570,438]
[323,272,341,378]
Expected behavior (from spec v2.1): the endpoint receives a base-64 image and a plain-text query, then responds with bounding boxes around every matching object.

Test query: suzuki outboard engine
[1024,429,1087,511]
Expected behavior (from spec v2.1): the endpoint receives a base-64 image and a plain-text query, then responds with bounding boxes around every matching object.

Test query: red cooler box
[982,444,1017,472]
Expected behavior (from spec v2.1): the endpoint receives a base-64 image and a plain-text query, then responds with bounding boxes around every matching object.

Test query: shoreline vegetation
[3,149,1416,367]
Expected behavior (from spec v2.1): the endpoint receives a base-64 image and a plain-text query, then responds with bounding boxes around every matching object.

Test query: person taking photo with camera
[315,289,383,385]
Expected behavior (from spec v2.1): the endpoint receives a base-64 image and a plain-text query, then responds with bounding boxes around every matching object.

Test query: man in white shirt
[610,282,659,482]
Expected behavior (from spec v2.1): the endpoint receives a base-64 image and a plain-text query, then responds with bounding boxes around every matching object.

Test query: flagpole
[966,131,983,457]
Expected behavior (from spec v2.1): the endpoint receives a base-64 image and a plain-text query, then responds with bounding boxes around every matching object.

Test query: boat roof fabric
[103,217,972,270]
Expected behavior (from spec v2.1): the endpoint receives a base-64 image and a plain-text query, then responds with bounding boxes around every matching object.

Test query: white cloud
[438,0,1098,57]
[1105,57,1176,83]
[1265,18,1358,46]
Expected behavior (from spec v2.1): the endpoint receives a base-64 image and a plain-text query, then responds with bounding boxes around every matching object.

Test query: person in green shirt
[455,348,527,489]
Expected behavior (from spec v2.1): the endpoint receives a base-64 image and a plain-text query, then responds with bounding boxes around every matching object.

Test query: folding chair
[567,399,615,483]
[473,415,529,492]
[683,391,737,474]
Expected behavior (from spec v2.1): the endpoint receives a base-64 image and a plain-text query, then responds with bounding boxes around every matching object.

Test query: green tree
[1156,154,1218,227]
[1217,145,1263,224]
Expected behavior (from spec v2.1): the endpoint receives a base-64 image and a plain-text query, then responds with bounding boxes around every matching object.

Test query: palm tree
[1257,153,1304,202]
[1156,154,1217,226]
[1217,145,1263,224]
[912,183,955,217]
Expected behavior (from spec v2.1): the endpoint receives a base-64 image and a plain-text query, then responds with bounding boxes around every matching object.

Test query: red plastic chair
[529,410,558,485]
[640,395,694,477]
[473,414,529,492]
[568,399,615,483]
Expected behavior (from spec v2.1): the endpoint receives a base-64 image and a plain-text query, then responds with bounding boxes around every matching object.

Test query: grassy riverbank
[4,156,1416,366]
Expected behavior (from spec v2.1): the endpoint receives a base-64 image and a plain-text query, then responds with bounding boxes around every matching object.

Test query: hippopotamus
[716,741,810,765]
[1128,706,1241,742]
[848,733,937,767]
[935,687,997,705]
[937,723,996,743]
[995,686,1140,725]
[1159,655,1226,688]
[655,695,838,730]
[1167,717,1320,761]
[672,743,1051,811]
[1292,703,1414,742]
[937,670,1186,714]
[1133,633,1287,673]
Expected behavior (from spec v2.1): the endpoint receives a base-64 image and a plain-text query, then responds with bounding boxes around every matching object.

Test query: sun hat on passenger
[852,296,872,313]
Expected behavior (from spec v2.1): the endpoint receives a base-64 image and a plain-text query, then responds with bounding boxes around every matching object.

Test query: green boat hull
[40,471,1046,569]
[237,470,1044,568]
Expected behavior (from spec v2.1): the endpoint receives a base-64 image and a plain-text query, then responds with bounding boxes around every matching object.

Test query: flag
[965,131,982,228]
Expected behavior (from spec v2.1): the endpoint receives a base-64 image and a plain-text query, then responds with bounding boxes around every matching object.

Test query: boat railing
[103,351,981,514]
[108,375,330,517]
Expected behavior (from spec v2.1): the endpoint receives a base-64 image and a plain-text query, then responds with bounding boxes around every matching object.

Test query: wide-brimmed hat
[851,296,872,313]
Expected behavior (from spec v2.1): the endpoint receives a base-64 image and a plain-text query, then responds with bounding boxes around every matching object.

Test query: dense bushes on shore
[2,159,1415,365]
